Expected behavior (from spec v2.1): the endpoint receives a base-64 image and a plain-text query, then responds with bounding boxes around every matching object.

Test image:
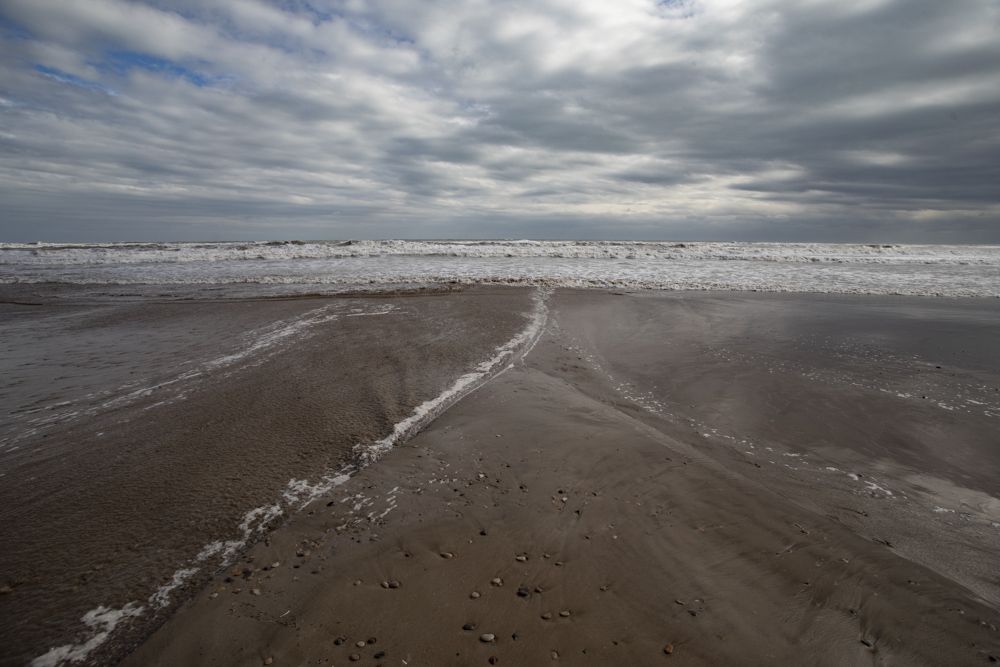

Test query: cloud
[0,0,998,241]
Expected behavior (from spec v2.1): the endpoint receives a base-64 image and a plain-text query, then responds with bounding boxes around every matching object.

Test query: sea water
[2,240,998,297]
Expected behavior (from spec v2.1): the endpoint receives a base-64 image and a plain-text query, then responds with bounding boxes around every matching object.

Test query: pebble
[356,641,366,648]
[480,530,488,536]
[664,643,674,655]
[551,650,560,660]
[599,586,609,592]
[516,587,531,598]
[349,654,360,662]
[554,561,564,567]
[491,578,503,587]
[463,623,477,631]
[541,612,553,620]
[374,651,385,659]
[334,637,345,646]
[440,552,455,559]
[252,589,261,596]
[470,591,481,599]
[559,610,570,617]
[209,592,219,599]
[480,633,496,643]
[515,555,527,562]
[367,637,377,644]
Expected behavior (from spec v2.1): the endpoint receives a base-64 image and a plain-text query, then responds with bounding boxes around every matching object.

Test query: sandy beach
[6,0,1000,661]
[2,286,999,665]
[0,286,534,666]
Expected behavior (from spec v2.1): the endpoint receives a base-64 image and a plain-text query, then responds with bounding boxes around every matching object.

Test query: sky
[0,0,998,242]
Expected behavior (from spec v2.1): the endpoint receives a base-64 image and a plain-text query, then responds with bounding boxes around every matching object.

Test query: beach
[2,280,999,666]
[0,285,536,665]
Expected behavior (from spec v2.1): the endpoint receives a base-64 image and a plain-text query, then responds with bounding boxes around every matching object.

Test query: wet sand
[125,289,1000,666]
[3,287,1000,665]
[0,286,535,666]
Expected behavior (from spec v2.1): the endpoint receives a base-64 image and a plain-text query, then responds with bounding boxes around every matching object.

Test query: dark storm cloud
[0,0,997,241]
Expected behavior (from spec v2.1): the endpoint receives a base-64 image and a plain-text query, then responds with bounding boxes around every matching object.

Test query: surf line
[32,288,550,667]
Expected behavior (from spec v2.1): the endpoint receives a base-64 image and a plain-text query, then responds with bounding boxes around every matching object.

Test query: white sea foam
[31,604,145,667]
[148,568,199,609]
[3,240,998,297]
[3,239,998,265]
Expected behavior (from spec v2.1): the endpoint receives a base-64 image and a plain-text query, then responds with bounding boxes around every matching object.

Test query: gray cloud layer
[1,0,998,242]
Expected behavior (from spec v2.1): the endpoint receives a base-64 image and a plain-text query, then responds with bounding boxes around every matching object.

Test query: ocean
[2,240,999,297]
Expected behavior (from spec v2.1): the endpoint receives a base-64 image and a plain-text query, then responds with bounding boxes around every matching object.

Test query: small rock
[491,577,503,587]
[861,638,874,648]
[554,561,564,567]
[264,658,273,665]
[470,591,481,599]
[551,650,560,660]
[349,654,360,662]
[252,589,261,596]
[480,633,496,643]
[561,497,568,503]
[599,585,609,592]
[480,530,488,536]
[663,643,674,655]
[541,612,553,620]
[534,586,544,594]
[463,623,477,631]
[356,641,366,648]
[515,555,527,562]
[440,552,455,559]
[367,637,377,644]
[209,592,219,599]
[559,610,570,617]
[353,579,362,586]
[374,651,385,659]
[542,553,551,559]
[334,637,345,646]
[270,561,281,569]
[674,599,685,606]
[516,587,531,598]
[489,657,499,665]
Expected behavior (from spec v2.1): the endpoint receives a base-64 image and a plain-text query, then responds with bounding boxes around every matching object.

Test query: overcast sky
[1,0,998,242]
